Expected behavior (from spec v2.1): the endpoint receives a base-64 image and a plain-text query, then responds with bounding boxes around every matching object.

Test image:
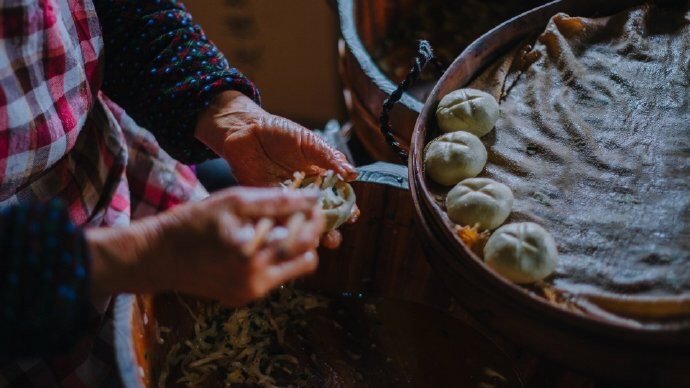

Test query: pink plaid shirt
[1,0,208,386]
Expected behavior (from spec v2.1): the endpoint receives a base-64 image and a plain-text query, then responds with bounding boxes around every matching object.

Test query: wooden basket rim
[408,0,690,342]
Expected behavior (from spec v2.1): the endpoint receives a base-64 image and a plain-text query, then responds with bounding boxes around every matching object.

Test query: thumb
[320,229,342,249]
[299,129,357,181]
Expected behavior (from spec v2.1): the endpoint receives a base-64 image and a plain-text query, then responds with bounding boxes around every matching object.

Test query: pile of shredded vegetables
[158,286,329,387]
[157,172,354,386]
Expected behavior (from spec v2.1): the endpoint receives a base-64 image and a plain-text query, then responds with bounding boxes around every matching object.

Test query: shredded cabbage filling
[158,287,329,387]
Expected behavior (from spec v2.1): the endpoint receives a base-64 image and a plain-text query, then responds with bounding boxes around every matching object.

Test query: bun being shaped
[484,222,558,284]
[286,171,356,231]
[446,178,513,230]
[424,132,487,186]
[436,88,500,137]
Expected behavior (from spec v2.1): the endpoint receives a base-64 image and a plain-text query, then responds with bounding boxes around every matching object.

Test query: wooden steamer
[336,0,547,162]
[337,0,422,161]
[409,0,690,384]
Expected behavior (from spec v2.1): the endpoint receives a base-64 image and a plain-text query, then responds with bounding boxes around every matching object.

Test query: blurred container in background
[186,0,346,128]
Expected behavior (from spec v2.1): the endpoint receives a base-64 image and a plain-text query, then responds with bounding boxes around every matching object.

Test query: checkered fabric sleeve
[94,0,260,164]
[0,200,91,362]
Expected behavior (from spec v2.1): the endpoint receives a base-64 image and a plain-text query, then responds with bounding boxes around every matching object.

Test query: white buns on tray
[484,222,559,284]
[436,88,500,137]
[425,88,558,284]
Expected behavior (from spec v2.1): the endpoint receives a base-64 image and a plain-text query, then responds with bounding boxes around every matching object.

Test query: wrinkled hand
[195,91,357,187]
[88,187,325,306]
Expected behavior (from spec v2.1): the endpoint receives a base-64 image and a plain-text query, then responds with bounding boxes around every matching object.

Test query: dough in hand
[286,171,356,231]
[436,88,500,137]
[484,222,558,284]
[301,170,357,230]
[424,132,487,186]
[445,178,513,230]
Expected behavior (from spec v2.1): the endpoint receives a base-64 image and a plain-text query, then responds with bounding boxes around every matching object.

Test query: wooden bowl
[114,164,524,387]
[409,0,690,384]
[337,0,548,162]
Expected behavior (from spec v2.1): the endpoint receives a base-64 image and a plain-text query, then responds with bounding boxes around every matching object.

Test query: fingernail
[344,164,357,176]
[265,226,288,245]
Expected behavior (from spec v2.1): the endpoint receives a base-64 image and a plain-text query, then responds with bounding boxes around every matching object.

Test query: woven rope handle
[379,40,434,163]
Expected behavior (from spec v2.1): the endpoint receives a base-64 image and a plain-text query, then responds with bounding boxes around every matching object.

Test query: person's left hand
[195,91,357,187]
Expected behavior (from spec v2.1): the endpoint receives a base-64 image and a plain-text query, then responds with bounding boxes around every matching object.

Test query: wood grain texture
[115,175,625,387]
[409,0,690,384]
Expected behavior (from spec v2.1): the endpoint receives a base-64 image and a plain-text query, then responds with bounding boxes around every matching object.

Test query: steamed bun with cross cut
[445,178,513,230]
[424,132,487,186]
[483,222,558,284]
[436,88,500,137]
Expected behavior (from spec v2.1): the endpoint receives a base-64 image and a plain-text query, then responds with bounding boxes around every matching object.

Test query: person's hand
[195,91,357,186]
[320,204,360,249]
[87,187,324,306]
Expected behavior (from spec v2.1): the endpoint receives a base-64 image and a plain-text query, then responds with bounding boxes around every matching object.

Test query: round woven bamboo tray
[409,0,690,384]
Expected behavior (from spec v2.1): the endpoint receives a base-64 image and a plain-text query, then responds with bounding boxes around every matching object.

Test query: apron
[0,0,208,385]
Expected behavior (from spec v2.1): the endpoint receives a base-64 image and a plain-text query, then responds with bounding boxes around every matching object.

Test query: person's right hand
[87,187,325,306]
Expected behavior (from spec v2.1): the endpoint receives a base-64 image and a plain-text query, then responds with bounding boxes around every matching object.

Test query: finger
[220,187,319,218]
[320,229,342,249]
[346,204,361,224]
[226,220,256,249]
[250,247,276,269]
[241,217,274,257]
[247,209,321,265]
[332,150,358,182]
[261,115,357,181]
[267,250,319,285]
[264,225,289,246]
[275,212,305,258]
[276,214,323,259]
[262,204,321,246]
[299,130,358,181]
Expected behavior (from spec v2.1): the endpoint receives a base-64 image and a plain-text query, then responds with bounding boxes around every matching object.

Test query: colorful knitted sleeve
[0,201,91,361]
[94,0,260,164]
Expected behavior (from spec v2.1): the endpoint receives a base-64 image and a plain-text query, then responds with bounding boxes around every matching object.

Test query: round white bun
[484,222,559,284]
[445,177,513,230]
[436,88,500,137]
[424,132,487,186]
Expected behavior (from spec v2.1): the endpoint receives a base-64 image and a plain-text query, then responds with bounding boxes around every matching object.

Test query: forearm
[86,217,165,298]
[94,0,260,164]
